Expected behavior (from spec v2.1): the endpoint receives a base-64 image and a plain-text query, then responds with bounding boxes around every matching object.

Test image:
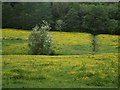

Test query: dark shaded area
[2,2,120,35]
[2,2,52,30]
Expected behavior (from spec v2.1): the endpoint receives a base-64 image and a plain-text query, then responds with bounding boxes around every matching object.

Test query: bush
[28,21,54,55]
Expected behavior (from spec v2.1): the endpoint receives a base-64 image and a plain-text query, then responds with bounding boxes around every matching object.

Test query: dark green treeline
[2,2,119,35]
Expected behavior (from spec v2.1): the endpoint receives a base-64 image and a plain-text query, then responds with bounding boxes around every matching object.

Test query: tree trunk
[92,34,97,52]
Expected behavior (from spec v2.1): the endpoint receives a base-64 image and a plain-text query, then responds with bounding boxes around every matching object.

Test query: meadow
[2,29,119,88]
[2,29,119,55]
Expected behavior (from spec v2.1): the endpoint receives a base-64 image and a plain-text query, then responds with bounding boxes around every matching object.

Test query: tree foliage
[2,2,119,35]
[2,2,52,29]
[82,5,110,35]
[63,8,80,32]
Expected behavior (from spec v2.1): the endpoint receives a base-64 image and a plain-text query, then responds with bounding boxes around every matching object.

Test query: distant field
[2,29,119,55]
[2,29,119,88]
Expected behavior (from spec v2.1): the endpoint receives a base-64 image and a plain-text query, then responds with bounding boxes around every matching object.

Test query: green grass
[2,29,119,55]
[2,29,93,55]
[1,28,119,88]
[3,53,118,88]
[97,35,119,53]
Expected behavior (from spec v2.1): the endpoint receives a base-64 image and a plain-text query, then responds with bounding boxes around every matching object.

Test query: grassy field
[2,29,119,55]
[3,54,119,88]
[2,29,119,88]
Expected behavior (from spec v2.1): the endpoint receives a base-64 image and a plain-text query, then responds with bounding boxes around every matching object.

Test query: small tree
[82,5,110,52]
[55,19,63,31]
[28,20,54,55]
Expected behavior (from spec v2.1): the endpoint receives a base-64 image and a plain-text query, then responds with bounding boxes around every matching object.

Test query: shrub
[28,21,54,55]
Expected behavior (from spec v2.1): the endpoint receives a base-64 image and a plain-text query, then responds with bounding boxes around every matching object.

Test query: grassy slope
[2,29,119,88]
[2,29,93,55]
[2,29,119,55]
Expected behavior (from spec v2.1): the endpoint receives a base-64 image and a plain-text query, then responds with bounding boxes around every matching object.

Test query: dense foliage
[63,8,80,32]
[2,2,119,35]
